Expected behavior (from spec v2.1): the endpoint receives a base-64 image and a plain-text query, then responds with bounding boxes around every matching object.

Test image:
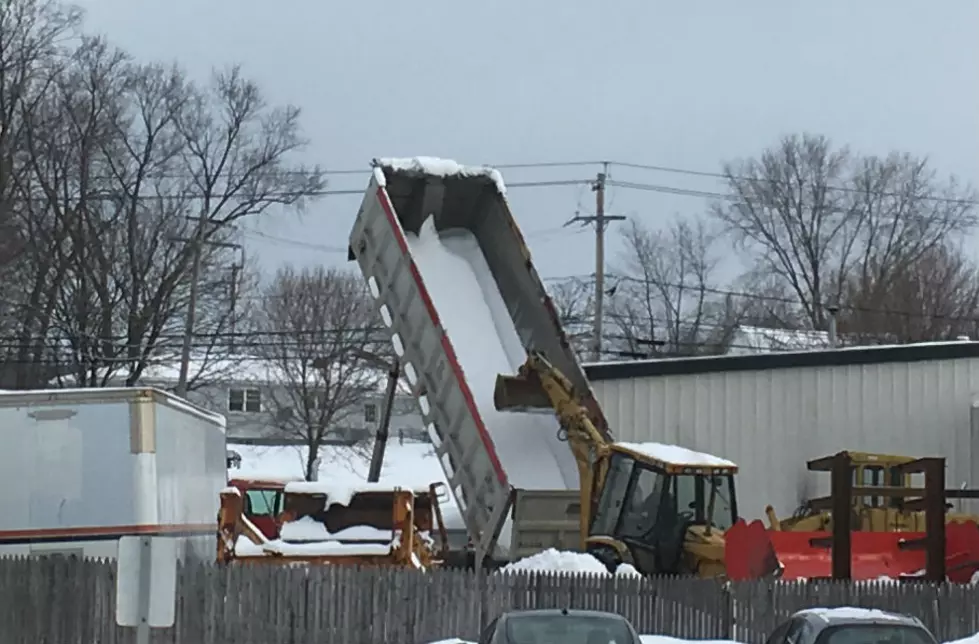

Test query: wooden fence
[0,556,977,644]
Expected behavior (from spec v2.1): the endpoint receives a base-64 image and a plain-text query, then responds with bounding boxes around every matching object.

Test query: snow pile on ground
[228,441,464,528]
[405,215,578,491]
[499,548,642,578]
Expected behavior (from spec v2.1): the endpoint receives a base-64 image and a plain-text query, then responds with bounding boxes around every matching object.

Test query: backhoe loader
[766,451,979,532]
[494,351,739,578]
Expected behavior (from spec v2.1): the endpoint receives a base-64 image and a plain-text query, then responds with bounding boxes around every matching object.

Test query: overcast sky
[75,0,978,282]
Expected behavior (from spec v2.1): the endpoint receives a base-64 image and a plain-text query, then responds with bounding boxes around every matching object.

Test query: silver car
[765,607,939,644]
[477,608,642,644]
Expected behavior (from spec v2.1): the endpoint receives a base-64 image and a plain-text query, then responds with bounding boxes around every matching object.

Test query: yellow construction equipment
[494,351,738,578]
[766,451,979,532]
[217,482,450,568]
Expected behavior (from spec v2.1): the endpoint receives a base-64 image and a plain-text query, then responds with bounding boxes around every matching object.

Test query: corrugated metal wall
[590,358,979,521]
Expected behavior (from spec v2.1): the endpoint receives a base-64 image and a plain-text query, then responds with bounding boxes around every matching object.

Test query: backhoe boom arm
[495,351,609,548]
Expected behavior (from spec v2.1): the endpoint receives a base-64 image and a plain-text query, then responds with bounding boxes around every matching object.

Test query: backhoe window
[618,466,665,540]
[666,473,736,531]
[591,454,633,535]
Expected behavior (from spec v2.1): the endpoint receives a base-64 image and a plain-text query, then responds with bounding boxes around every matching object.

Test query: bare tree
[713,133,977,333]
[546,277,593,359]
[0,9,324,389]
[607,216,735,356]
[0,0,84,386]
[254,266,382,481]
[839,242,979,343]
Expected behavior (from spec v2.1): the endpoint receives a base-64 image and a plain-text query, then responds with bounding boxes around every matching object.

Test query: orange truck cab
[227,477,302,539]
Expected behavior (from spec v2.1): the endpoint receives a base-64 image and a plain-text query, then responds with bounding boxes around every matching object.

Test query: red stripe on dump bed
[375,185,508,486]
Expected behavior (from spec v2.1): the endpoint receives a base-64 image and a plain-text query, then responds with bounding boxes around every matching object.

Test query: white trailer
[0,387,227,561]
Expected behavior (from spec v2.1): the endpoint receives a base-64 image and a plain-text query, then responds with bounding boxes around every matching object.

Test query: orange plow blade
[725,519,979,582]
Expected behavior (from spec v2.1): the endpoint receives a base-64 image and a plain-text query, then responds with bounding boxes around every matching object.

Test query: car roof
[505,608,627,620]
[793,607,925,629]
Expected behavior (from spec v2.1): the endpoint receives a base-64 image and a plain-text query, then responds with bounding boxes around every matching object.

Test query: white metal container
[0,387,227,560]
[585,343,979,521]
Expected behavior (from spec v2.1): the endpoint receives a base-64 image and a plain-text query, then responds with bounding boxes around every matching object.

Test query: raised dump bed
[348,157,610,558]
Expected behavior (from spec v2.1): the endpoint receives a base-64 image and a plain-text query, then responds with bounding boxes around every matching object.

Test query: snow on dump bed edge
[376,156,506,195]
[616,441,737,468]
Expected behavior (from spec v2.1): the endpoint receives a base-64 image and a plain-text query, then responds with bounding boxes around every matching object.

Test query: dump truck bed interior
[348,157,610,557]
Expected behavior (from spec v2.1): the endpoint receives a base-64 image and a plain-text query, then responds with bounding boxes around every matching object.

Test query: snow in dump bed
[500,548,642,578]
[615,442,737,468]
[376,156,506,195]
[405,216,579,491]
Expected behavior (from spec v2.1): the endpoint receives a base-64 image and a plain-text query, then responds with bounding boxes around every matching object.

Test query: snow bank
[228,442,465,528]
[500,548,642,578]
[404,216,578,491]
[616,442,737,468]
[377,156,506,195]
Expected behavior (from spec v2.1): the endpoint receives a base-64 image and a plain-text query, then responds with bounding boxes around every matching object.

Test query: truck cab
[586,444,738,577]
[227,477,300,539]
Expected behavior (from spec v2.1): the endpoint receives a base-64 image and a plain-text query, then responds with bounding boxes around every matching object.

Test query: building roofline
[583,341,979,381]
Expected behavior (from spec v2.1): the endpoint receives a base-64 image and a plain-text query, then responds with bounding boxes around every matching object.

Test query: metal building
[584,342,979,522]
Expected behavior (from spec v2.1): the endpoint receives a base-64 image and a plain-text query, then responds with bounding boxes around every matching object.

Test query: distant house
[726,325,832,355]
[53,355,428,446]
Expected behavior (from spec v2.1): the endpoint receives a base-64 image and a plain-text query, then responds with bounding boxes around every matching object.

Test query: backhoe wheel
[587,546,621,575]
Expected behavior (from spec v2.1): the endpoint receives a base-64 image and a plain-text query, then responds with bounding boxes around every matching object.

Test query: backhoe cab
[495,350,739,579]
[586,445,737,577]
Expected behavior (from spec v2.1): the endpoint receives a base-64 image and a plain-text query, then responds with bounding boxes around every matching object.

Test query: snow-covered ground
[228,441,464,528]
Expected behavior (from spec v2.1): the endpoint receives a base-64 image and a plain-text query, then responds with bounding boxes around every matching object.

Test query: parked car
[477,608,641,644]
[765,607,939,644]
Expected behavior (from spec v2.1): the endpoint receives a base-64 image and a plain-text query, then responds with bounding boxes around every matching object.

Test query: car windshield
[817,624,936,644]
[505,614,634,644]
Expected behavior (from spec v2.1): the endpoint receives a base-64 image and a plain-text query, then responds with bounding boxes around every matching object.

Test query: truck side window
[245,490,276,517]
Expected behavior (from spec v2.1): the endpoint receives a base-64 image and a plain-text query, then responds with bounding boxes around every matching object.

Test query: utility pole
[171,213,242,397]
[569,163,625,361]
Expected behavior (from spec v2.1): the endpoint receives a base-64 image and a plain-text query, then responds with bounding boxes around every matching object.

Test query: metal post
[922,457,946,582]
[367,359,400,483]
[830,451,852,580]
[136,536,152,644]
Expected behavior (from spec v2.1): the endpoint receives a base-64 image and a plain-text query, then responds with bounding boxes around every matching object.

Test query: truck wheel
[588,546,621,575]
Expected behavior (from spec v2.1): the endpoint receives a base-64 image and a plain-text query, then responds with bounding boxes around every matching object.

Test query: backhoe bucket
[726,518,979,582]
[494,372,551,412]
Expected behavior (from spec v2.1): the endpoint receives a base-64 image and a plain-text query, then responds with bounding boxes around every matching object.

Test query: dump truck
[0,387,227,561]
[347,157,740,574]
[218,481,449,567]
